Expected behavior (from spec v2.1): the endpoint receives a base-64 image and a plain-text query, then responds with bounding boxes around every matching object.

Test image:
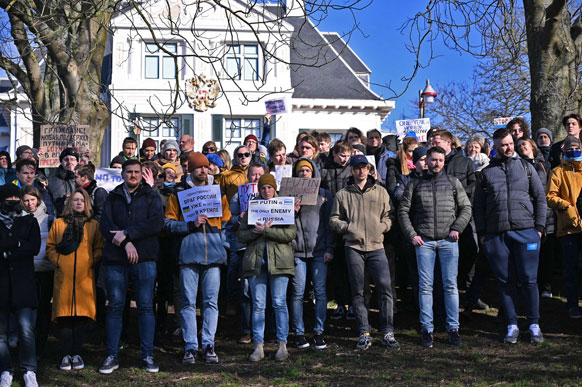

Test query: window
[224,117,261,154]
[145,43,177,79]
[225,44,259,81]
[132,117,181,150]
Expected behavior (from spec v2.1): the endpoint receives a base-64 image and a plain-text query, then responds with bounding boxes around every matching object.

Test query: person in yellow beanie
[238,173,296,362]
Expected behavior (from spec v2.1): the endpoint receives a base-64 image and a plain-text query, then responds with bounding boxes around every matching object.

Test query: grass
[7,282,582,386]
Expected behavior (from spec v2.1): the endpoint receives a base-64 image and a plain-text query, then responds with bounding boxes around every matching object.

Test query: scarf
[56,212,87,255]
[0,210,26,229]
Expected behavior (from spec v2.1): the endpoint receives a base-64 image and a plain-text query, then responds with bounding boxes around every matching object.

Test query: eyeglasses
[203,147,216,152]
[237,152,251,158]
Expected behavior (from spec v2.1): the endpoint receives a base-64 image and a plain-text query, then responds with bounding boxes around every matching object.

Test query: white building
[4,0,394,166]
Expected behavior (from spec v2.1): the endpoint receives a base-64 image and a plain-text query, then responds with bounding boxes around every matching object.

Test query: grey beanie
[163,139,179,152]
[535,128,553,143]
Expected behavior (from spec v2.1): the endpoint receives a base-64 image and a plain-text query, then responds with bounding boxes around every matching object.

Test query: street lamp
[419,79,437,118]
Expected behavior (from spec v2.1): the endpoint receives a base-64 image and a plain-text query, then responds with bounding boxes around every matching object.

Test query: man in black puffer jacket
[398,146,471,348]
[474,128,546,345]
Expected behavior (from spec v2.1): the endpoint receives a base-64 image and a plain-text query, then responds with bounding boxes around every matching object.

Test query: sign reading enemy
[238,183,259,212]
[278,177,320,205]
[177,185,223,221]
[248,197,295,225]
[39,125,90,168]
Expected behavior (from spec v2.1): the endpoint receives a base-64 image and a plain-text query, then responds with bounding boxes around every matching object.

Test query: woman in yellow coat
[47,188,104,371]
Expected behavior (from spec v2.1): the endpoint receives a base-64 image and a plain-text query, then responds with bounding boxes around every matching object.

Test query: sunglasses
[237,152,251,158]
[203,147,216,152]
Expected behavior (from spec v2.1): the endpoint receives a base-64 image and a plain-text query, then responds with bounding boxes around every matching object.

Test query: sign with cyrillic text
[94,168,123,192]
[177,185,223,221]
[238,183,259,212]
[39,125,90,168]
[395,118,431,142]
[278,177,320,205]
[248,197,295,225]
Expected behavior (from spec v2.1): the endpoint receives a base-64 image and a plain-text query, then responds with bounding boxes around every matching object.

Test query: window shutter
[182,114,193,136]
[212,114,223,144]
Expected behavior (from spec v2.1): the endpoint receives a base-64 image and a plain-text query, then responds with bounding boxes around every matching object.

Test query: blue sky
[318,1,478,132]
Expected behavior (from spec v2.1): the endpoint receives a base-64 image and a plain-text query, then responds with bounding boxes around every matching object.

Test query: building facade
[3,0,394,165]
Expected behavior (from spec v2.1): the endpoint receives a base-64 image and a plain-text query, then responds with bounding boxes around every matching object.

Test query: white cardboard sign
[271,165,292,188]
[177,185,223,221]
[248,197,295,225]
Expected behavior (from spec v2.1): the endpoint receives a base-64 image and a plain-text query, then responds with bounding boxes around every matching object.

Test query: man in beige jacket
[329,154,398,351]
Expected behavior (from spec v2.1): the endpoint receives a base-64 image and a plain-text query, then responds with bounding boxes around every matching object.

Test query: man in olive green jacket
[329,154,399,351]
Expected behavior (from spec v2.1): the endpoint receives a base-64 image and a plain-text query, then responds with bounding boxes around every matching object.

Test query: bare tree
[403,0,582,139]
[0,0,372,162]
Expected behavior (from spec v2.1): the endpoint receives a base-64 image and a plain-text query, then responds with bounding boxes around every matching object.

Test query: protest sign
[238,183,259,212]
[177,185,223,221]
[94,168,123,192]
[248,197,295,225]
[493,116,515,129]
[278,177,320,205]
[39,125,90,168]
[265,98,289,115]
[395,118,431,142]
[271,165,292,188]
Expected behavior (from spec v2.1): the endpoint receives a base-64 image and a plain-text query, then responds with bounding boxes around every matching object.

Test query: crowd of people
[1,114,581,386]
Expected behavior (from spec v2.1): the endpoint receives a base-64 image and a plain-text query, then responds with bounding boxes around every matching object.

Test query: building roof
[321,32,370,74]
[286,17,380,101]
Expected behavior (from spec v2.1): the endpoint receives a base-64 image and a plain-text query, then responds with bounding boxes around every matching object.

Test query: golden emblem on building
[186,75,220,112]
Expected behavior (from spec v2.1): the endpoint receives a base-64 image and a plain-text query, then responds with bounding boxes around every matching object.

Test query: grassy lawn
[8,285,582,386]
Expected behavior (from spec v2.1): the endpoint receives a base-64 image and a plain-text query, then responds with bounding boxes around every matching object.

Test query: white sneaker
[503,324,519,344]
[23,371,38,387]
[529,324,544,344]
[0,371,13,387]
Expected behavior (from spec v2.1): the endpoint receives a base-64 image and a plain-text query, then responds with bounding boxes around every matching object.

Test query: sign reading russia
[248,197,295,225]
[39,125,90,168]
[177,185,222,221]
[395,118,431,142]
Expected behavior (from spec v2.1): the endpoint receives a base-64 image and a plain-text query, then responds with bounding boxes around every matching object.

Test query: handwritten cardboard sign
[177,185,223,221]
[94,168,123,192]
[278,177,320,205]
[248,197,295,225]
[238,183,259,212]
[39,125,90,168]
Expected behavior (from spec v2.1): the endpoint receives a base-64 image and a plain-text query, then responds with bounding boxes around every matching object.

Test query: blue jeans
[105,262,157,358]
[559,234,582,309]
[416,238,460,332]
[180,264,220,350]
[249,268,289,344]
[290,257,327,335]
[0,308,36,373]
[482,229,540,325]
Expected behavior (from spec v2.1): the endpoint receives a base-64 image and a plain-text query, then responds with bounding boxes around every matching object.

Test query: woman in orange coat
[47,188,104,371]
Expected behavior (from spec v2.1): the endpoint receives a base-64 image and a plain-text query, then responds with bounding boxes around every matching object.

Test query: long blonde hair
[398,137,419,175]
[61,188,93,219]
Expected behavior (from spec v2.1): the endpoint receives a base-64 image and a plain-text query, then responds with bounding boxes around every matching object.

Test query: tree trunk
[524,0,582,138]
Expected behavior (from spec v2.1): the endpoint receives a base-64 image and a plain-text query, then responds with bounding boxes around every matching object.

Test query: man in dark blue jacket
[98,159,164,374]
[473,128,547,345]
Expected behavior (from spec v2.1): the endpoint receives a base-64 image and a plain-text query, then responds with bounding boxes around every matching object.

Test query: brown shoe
[238,334,252,344]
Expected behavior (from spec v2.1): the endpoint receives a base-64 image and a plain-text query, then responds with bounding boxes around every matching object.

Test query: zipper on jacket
[432,178,437,240]
[504,161,512,226]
